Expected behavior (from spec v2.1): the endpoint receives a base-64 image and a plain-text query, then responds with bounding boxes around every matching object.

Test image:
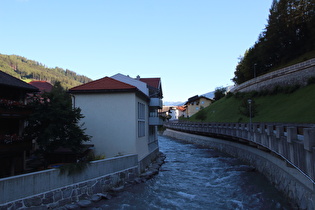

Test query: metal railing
[164,121,315,181]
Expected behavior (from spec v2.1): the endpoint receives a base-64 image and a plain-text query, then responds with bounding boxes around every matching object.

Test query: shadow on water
[92,135,293,210]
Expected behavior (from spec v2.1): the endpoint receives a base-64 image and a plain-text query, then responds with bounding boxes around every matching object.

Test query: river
[92,135,293,209]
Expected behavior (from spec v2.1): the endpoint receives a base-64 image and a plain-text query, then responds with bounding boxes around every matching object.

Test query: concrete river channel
[91,135,293,209]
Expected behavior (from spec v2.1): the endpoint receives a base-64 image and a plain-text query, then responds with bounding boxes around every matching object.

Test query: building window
[138,102,145,119]
[138,121,145,137]
[138,102,145,137]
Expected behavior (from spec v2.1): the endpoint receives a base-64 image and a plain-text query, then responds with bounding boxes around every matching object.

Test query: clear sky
[1,0,272,102]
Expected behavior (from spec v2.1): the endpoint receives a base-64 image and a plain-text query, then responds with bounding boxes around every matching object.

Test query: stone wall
[231,58,315,93]
[1,167,137,209]
[163,129,315,209]
[139,147,160,173]
[0,154,139,209]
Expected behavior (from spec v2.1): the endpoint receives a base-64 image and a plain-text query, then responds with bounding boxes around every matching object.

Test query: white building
[69,74,163,171]
[161,106,186,121]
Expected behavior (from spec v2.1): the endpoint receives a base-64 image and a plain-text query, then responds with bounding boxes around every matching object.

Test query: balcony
[149,116,164,125]
[149,98,162,108]
[0,98,33,117]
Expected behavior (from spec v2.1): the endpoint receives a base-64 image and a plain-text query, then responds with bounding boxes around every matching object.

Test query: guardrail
[164,122,315,181]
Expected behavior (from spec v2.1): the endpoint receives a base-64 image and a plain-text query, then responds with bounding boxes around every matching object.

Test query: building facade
[184,95,213,117]
[0,71,39,177]
[69,74,163,165]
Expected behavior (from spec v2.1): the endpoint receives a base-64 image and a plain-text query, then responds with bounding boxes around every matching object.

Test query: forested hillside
[233,0,315,85]
[0,54,92,89]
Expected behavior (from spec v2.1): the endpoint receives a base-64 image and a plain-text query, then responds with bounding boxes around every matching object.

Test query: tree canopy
[24,82,91,157]
[232,0,315,85]
[214,87,227,101]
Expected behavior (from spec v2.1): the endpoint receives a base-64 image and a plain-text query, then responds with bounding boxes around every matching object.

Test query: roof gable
[185,95,213,105]
[140,78,161,89]
[111,73,149,96]
[29,80,53,93]
[0,70,39,92]
[69,77,138,93]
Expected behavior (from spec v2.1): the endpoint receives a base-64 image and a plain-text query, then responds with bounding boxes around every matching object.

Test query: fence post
[287,127,297,164]
[303,128,315,179]
[276,126,284,155]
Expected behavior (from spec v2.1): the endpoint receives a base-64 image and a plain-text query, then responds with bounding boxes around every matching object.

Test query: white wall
[74,92,150,160]
[135,96,150,160]
[75,93,136,158]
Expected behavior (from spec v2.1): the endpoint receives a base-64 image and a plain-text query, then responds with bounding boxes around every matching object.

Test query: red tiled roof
[140,78,160,89]
[29,81,53,93]
[69,77,137,93]
[177,106,186,111]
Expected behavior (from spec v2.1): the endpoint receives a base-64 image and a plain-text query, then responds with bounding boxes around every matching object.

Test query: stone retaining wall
[1,167,137,209]
[139,147,160,173]
[232,58,315,93]
[0,154,139,209]
[163,129,315,209]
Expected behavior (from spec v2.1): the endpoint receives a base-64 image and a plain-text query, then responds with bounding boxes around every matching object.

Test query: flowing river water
[92,135,293,209]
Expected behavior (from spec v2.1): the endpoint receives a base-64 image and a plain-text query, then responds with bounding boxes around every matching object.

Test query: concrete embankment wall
[139,147,160,173]
[163,129,315,209]
[0,154,139,209]
[231,58,315,93]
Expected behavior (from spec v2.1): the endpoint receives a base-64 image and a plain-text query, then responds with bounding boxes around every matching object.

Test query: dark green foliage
[226,92,234,98]
[232,0,315,84]
[308,77,315,85]
[0,54,92,89]
[24,82,91,158]
[214,87,227,101]
[261,84,301,95]
[195,108,207,121]
[239,98,258,118]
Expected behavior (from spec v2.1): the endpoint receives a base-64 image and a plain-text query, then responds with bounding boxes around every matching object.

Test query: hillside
[0,54,92,89]
[187,83,315,124]
[233,0,315,85]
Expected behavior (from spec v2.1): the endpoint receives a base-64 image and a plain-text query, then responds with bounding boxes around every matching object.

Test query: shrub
[239,98,258,118]
[307,77,315,85]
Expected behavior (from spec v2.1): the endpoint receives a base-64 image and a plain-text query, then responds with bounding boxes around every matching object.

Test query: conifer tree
[24,81,91,159]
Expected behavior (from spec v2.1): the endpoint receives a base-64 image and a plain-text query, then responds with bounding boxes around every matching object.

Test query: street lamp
[247,99,252,140]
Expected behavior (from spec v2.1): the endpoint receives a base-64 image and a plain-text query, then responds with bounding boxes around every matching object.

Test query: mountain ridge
[0,53,92,89]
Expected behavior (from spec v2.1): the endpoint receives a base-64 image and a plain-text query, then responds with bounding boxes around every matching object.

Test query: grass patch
[188,84,315,123]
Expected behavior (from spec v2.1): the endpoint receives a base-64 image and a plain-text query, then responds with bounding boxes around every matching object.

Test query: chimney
[136,75,140,80]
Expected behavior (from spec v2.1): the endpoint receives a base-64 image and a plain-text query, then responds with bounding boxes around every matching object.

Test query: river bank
[61,152,166,209]
[89,135,293,209]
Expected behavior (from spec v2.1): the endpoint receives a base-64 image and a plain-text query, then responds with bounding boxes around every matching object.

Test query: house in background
[161,106,186,121]
[28,80,53,94]
[69,74,163,171]
[0,71,39,177]
[184,95,213,118]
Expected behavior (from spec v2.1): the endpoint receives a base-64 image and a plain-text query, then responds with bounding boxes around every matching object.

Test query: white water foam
[176,191,196,200]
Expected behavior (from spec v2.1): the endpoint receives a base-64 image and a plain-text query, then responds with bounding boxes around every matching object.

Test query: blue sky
[1,0,272,102]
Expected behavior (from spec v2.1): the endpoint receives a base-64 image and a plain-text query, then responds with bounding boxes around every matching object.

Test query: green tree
[232,0,315,85]
[214,87,227,101]
[195,107,207,121]
[24,82,91,160]
[239,98,258,118]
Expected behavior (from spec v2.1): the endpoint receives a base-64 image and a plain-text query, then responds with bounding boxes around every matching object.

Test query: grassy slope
[188,84,315,123]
